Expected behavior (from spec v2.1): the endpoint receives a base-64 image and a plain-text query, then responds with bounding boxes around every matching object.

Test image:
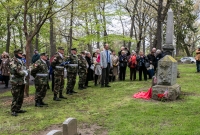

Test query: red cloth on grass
[133,87,152,100]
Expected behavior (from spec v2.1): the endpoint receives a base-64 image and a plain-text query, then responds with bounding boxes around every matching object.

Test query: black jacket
[147,53,156,66]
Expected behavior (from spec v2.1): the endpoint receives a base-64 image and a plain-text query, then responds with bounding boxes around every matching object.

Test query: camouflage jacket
[65,54,78,73]
[78,55,87,73]
[51,52,64,76]
[9,57,26,85]
[31,59,48,85]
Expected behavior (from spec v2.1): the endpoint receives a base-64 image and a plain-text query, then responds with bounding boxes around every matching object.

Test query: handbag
[120,63,124,67]
[90,64,94,71]
[145,62,150,68]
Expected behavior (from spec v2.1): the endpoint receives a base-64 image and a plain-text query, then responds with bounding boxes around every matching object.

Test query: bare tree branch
[144,0,158,11]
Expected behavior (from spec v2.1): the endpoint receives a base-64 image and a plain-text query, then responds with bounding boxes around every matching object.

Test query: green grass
[0,64,200,135]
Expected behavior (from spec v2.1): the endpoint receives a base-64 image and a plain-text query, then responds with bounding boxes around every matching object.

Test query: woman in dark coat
[137,51,149,81]
[85,52,93,87]
[119,51,128,81]
[0,52,10,88]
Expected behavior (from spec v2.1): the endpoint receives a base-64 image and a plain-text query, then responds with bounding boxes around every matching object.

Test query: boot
[66,89,73,95]
[59,92,67,99]
[112,76,116,81]
[40,100,48,105]
[82,85,87,89]
[78,84,84,90]
[53,94,61,101]
[11,112,18,116]
[35,100,43,107]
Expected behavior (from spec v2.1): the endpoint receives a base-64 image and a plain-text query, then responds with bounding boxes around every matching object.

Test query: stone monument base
[152,83,181,101]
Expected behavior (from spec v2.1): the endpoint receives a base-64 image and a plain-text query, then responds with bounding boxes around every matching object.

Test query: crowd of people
[1,44,166,116]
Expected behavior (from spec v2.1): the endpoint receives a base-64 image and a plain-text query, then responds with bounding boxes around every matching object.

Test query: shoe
[16,110,27,113]
[11,112,18,116]
[35,103,43,107]
[78,87,84,90]
[53,97,61,101]
[59,94,67,99]
[53,94,61,101]
[72,90,77,93]
[66,91,73,95]
[35,101,43,107]
[40,100,48,105]
[105,85,111,87]
[79,84,86,90]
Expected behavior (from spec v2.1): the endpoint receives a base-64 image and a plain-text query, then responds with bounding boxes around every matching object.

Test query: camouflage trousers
[35,84,47,101]
[11,84,25,112]
[66,73,76,91]
[54,74,64,95]
[78,72,87,85]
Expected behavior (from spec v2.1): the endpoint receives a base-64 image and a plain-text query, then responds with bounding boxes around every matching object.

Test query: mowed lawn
[0,63,199,135]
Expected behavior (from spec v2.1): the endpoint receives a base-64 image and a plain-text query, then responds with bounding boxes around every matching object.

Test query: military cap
[58,47,64,50]
[71,48,77,51]
[40,52,46,56]
[14,49,22,54]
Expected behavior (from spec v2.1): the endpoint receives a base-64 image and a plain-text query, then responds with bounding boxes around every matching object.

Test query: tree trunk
[176,35,179,57]
[35,33,39,50]
[6,14,11,53]
[149,29,153,52]
[119,14,126,47]
[12,28,17,48]
[69,0,74,54]
[85,13,92,53]
[184,45,191,56]
[18,25,24,51]
[24,37,33,97]
[128,17,134,51]
[143,37,146,54]
[93,6,100,49]
[50,17,56,57]
[102,1,107,44]
[154,0,163,49]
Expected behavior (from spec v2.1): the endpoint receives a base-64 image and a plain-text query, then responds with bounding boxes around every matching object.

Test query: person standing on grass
[100,44,112,87]
[111,50,119,81]
[78,52,88,90]
[65,48,78,95]
[119,51,128,81]
[31,53,49,107]
[51,47,67,101]
[94,49,102,86]
[9,49,28,116]
[0,52,10,88]
[195,45,200,73]
[31,49,40,64]
[85,52,93,87]
[147,48,156,79]
[128,50,137,81]
[137,51,148,81]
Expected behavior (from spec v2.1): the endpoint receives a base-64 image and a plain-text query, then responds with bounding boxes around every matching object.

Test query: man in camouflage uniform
[78,52,88,90]
[51,47,67,101]
[66,48,78,95]
[9,49,28,116]
[31,53,49,107]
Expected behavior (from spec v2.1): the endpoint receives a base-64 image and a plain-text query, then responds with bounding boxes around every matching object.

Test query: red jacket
[129,55,137,68]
